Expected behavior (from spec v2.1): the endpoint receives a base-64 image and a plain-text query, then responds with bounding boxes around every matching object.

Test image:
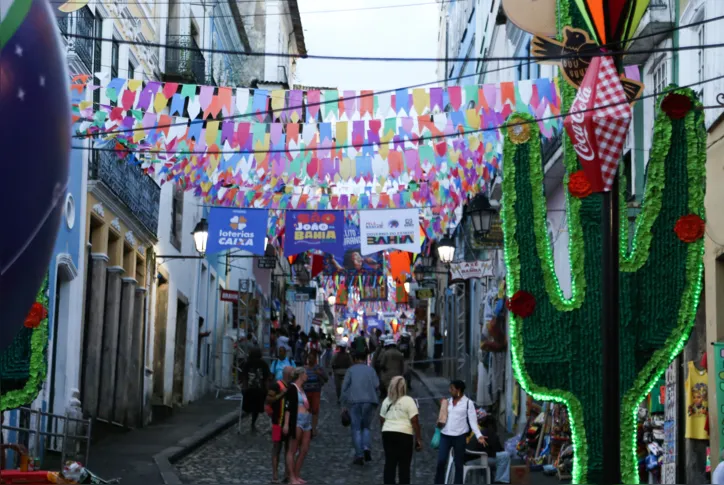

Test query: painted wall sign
[207,208,268,255]
[662,362,678,484]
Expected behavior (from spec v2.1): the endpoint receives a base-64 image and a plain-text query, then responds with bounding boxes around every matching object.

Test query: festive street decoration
[501,0,557,37]
[563,55,632,192]
[0,275,49,411]
[0,0,71,352]
[571,0,651,47]
[502,87,706,483]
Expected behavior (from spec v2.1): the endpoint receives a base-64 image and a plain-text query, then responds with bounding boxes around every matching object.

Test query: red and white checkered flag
[564,55,631,192]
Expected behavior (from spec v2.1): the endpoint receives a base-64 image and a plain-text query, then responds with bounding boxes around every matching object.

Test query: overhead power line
[63,33,724,63]
[71,15,724,139]
[51,0,444,17]
[72,72,724,156]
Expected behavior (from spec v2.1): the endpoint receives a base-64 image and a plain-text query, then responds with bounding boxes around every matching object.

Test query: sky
[295,0,440,91]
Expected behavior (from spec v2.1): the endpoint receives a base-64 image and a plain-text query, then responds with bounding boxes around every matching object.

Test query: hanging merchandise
[359,209,421,255]
[206,207,269,255]
[685,360,709,440]
[284,211,345,258]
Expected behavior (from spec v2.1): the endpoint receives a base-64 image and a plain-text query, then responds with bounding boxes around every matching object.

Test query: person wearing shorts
[268,366,293,483]
[285,368,312,484]
[303,353,328,437]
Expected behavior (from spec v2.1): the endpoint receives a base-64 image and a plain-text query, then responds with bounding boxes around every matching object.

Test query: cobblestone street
[176,376,440,484]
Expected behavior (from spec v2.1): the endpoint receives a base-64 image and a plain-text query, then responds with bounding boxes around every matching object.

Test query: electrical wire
[70,14,724,139]
[62,33,724,63]
[52,0,445,19]
[71,72,724,156]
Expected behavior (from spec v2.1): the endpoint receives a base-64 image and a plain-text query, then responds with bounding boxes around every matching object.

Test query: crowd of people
[238,325,509,484]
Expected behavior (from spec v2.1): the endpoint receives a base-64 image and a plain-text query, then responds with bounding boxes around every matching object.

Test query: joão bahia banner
[359,209,420,255]
[207,208,268,255]
[284,210,345,258]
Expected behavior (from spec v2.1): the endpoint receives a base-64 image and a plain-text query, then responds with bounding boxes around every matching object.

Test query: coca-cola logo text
[568,87,595,161]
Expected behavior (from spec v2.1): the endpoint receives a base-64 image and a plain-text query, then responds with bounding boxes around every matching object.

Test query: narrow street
[176,377,440,484]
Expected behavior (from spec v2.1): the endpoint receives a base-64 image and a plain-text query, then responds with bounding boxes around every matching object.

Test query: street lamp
[403,281,411,293]
[414,265,425,283]
[437,233,456,264]
[336,326,344,335]
[192,219,209,255]
[328,295,336,306]
[466,193,496,236]
[293,254,306,274]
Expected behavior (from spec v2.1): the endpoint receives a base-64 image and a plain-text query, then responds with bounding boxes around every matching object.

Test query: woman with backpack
[271,344,296,381]
[240,347,271,433]
[303,352,328,437]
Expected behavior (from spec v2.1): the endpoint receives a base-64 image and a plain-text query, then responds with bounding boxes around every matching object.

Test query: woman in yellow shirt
[380,376,423,484]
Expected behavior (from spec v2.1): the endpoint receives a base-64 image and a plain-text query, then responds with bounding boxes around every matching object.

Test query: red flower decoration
[24,302,48,329]
[661,93,692,120]
[568,171,593,198]
[506,290,536,318]
[674,214,705,243]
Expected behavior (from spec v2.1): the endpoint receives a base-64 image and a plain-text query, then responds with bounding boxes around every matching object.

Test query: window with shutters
[170,184,183,250]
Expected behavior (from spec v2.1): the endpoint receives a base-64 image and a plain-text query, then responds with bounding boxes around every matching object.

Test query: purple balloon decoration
[0,0,71,351]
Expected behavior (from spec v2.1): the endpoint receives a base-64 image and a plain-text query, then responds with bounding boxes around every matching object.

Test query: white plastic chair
[445,448,492,484]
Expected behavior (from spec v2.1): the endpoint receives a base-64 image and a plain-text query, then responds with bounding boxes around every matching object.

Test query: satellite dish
[501,0,557,37]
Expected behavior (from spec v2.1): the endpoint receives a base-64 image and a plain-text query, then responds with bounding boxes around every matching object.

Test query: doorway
[172,295,188,405]
[152,274,168,402]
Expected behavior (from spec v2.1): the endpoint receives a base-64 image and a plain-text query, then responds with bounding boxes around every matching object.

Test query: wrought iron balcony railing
[74,7,94,72]
[57,15,68,36]
[165,35,206,83]
[89,150,160,236]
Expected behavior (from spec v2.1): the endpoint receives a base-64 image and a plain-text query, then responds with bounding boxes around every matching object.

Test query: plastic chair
[445,448,492,484]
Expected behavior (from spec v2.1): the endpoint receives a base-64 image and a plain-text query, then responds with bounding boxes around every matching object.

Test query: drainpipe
[672,0,679,85]
[445,14,450,88]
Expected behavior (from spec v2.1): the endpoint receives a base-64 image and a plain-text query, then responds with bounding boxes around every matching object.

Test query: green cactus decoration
[501,87,706,483]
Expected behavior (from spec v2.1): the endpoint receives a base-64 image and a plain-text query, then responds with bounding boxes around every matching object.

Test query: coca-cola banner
[564,56,605,191]
[563,55,632,193]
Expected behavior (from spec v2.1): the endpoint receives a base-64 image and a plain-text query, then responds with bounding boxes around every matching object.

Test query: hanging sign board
[714,343,724,458]
[450,261,495,280]
[295,293,310,302]
[359,208,421,255]
[294,286,317,301]
[416,288,436,300]
[220,289,239,302]
[206,208,268,255]
[662,362,678,484]
[257,257,276,269]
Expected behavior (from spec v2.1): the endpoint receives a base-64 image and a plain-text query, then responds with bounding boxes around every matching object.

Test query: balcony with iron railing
[89,150,160,236]
[625,0,673,65]
[164,35,206,83]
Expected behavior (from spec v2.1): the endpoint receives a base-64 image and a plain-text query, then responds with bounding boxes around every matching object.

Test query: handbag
[437,398,449,427]
[431,428,442,449]
[341,409,351,427]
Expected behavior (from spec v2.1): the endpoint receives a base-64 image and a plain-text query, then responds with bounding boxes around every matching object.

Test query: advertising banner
[450,261,495,280]
[284,210,345,258]
[324,222,384,274]
[662,362,678,484]
[207,208,268,255]
[714,344,724,457]
[359,209,420,255]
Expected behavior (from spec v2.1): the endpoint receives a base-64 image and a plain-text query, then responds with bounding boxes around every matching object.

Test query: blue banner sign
[207,208,267,255]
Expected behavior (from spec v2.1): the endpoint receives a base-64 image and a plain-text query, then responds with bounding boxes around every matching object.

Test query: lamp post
[403,281,411,294]
[156,218,209,259]
[327,295,336,306]
[465,193,495,236]
[437,234,456,265]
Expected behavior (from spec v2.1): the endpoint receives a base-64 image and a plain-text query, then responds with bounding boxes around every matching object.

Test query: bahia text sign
[207,208,268,255]
[284,210,345,258]
[359,209,421,256]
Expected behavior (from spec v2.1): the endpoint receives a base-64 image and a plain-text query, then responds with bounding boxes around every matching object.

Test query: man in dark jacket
[379,339,405,400]
[331,341,353,404]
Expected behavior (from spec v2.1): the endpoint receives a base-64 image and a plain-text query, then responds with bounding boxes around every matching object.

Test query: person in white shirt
[434,380,486,484]
[713,449,724,484]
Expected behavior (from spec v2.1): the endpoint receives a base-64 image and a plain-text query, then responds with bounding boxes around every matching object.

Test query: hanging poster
[359,209,421,256]
[662,362,677,485]
[323,222,384,274]
[714,343,724,456]
[206,208,268,255]
[284,210,345,258]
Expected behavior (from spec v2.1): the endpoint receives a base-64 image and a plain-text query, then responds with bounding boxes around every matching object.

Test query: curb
[410,369,442,408]
[153,408,241,484]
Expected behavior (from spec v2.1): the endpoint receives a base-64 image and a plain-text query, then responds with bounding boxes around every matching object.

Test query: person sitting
[464,413,510,483]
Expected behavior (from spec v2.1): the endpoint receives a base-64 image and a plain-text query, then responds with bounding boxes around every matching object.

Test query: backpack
[354,336,367,355]
[265,380,287,417]
[271,359,295,378]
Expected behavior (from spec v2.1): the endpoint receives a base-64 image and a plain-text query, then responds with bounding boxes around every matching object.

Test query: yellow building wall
[85,193,148,284]
[705,119,724,467]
